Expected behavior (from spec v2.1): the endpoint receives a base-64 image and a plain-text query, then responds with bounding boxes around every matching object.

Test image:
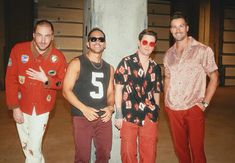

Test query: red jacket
[5,41,67,115]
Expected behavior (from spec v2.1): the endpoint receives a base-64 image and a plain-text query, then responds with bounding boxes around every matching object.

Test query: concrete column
[84,0,147,162]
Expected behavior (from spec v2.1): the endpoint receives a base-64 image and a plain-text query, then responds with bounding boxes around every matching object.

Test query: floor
[0,87,235,163]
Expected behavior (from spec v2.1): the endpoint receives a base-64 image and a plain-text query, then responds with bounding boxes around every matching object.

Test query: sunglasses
[141,40,156,47]
[89,37,106,42]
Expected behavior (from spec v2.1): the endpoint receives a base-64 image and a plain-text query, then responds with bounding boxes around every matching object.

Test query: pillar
[84,0,147,162]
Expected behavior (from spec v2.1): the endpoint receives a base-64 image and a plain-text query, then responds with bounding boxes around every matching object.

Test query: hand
[26,66,48,83]
[81,107,99,121]
[13,108,24,123]
[196,103,206,112]
[100,106,114,123]
[114,119,123,130]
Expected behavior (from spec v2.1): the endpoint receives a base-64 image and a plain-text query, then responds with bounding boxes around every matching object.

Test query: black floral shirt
[115,53,163,126]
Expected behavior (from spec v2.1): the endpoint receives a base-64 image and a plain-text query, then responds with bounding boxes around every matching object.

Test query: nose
[175,27,181,32]
[41,36,46,43]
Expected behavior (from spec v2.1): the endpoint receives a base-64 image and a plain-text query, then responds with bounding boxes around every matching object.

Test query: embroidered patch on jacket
[46,95,51,102]
[50,55,58,63]
[21,55,29,63]
[18,76,25,84]
[8,58,12,66]
[48,70,56,76]
[56,81,61,87]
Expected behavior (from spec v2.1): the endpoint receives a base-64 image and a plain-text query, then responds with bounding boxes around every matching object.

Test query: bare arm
[62,58,98,121]
[100,65,115,122]
[153,93,160,106]
[197,70,219,111]
[164,67,170,98]
[204,70,219,104]
[114,83,124,129]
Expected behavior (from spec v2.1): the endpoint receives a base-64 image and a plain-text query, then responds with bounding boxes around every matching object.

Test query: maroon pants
[165,105,206,163]
[120,117,158,163]
[72,117,112,163]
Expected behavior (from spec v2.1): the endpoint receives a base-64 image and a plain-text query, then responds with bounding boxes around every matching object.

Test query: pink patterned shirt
[164,37,218,110]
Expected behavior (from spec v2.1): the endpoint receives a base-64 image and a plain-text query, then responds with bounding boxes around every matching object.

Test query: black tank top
[71,54,110,116]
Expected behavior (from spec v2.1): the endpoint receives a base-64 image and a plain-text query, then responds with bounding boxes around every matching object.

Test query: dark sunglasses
[141,40,156,47]
[89,37,106,42]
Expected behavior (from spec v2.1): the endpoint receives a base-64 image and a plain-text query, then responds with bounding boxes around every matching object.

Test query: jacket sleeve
[44,53,67,90]
[5,45,20,109]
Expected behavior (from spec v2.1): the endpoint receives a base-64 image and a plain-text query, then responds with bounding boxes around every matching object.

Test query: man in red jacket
[5,20,67,163]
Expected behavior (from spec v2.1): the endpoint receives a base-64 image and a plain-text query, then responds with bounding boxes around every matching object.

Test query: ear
[137,40,141,47]
[51,35,54,41]
[186,25,189,32]
[86,42,90,48]
[170,27,173,34]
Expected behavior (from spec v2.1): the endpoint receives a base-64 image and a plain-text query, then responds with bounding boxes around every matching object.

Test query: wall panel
[36,0,84,63]
[222,55,235,65]
[148,0,170,69]
[53,23,83,36]
[38,7,83,23]
[38,0,83,9]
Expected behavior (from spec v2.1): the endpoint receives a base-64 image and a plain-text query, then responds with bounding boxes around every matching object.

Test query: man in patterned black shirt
[114,29,163,163]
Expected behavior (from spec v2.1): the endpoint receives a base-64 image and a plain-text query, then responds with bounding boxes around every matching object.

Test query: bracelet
[44,80,49,86]
[201,101,209,108]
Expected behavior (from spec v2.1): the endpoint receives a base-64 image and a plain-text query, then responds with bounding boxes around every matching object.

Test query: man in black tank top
[63,28,114,163]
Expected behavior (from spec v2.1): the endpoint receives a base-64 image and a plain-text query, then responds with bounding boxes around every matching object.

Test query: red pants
[165,106,206,163]
[120,117,158,163]
[72,117,112,163]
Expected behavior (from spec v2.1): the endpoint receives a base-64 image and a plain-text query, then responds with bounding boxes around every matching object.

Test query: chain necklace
[86,54,103,70]
[90,60,103,70]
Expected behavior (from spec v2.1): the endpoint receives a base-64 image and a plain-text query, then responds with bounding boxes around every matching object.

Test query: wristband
[44,80,49,86]
[115,107,123,119]
[201,101,209,108]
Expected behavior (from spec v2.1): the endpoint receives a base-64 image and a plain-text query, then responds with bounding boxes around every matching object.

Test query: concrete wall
[85,0,147,162]
[88,0,147,67]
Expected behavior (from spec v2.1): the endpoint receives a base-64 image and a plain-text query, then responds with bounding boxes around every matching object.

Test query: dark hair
[138,29,157,42]
[88,27,106,39]
[170,11,188,25]
[33,20,54,33]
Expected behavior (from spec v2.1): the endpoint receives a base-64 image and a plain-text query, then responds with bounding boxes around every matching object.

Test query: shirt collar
[31,41,52,58]
[172,36,199,50]
[134,52,154,64]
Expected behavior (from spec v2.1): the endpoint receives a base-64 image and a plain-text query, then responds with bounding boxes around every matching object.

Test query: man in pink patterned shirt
[164,12,219,163]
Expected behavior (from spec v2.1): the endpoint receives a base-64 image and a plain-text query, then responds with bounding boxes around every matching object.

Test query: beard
[174,32,187,41]
[34,41,52,53]
[89,47,105,54]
